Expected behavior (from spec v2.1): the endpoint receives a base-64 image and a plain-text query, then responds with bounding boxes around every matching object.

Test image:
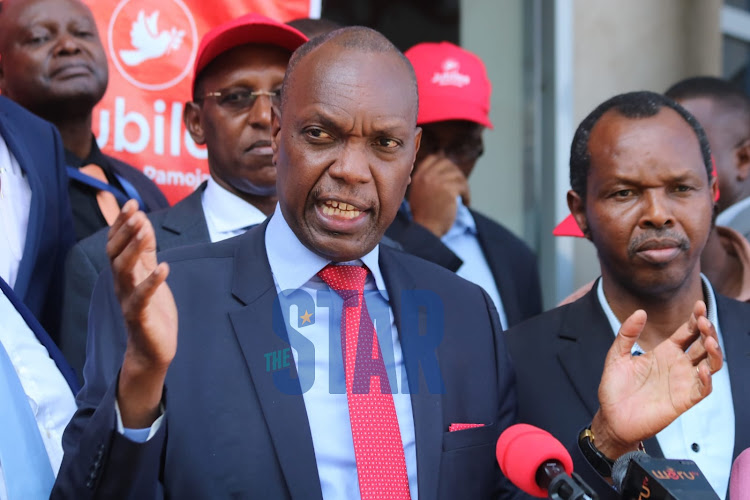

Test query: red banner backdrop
[85,0,317,204]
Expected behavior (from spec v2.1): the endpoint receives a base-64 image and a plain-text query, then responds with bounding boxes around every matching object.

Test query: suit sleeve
[52,270,166,499]
[59,231,110,384]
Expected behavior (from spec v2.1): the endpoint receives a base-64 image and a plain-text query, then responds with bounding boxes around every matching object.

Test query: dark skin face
[272,45,421,261]
[677,96,750,212]
[415,120,484,178]
[568,108,716,303]
[0,0,108,121]
[184,44,290,215]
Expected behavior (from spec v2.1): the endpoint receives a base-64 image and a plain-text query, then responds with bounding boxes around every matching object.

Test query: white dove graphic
[119,10,185,67]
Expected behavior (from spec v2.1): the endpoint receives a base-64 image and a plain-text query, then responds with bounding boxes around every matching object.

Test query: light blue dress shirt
[596,276,734,498]
[265,205,418,500]
[402,198,508,330]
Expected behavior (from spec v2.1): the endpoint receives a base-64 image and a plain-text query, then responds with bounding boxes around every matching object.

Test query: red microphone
[497,424,597,499]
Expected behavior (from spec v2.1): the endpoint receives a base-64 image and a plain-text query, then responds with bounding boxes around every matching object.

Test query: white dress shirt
[265,205,418,500]
[0,134,32,289]
[596,276,734,498]
[0,289,77,500]
[201,176,268,242]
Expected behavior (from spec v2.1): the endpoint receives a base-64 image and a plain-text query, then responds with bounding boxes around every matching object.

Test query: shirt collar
[265,204,388,300]
[202,176,267,234]
[597,274,722,355]
[65,136,108,170]
[399,196,476,236]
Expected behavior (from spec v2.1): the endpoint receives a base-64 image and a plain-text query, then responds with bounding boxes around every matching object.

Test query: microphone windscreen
[496,423,573,498]
[731,447,750,500]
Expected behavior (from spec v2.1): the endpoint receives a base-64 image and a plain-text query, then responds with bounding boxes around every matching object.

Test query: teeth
[321,202,361,219]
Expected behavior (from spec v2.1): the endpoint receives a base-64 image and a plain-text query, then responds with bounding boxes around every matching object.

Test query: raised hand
[108,200,177,428]
[590,300,722,460]
[408,154,470,237]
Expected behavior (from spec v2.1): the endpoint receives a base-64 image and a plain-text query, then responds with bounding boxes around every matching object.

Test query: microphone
[496,424,598,499]
[730,448,750,500]
[611,450,719,499]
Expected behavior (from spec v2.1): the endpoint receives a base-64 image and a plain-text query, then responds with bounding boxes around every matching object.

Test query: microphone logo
[650,467,700,480]
[637,477,650,499]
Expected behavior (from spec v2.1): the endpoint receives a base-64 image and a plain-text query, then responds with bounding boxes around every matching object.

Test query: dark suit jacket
[52,222,523,499]
[60,183,210,382]
[0,96,76,341]
[0,276,79,393]
[505,285,750,498]
[386,209,542,327]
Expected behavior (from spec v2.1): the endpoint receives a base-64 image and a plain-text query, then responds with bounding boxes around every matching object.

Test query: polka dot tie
[317,264,411,500]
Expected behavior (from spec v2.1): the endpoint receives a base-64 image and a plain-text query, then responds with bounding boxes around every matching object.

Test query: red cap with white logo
[193,13,308,88]
[405,41,493,129]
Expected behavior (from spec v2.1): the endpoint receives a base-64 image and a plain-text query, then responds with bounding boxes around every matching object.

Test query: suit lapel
[157,182,210,250]
[380,247,443,500]
[0,107,43,300]
[227,223,322,500]
[471,210,521,326]
[716,295,750,460]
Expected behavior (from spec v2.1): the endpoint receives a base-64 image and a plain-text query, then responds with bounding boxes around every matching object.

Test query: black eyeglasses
[198,89,281,111]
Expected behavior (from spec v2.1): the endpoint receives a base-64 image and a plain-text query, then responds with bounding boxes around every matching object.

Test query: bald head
[281,26,418,122]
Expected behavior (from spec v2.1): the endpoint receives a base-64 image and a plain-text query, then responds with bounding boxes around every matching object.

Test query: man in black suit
[53,32,722,499]
[506,91,747,498]
[385,42,541,329]
[58,14,308,381]
[0,0,168,242]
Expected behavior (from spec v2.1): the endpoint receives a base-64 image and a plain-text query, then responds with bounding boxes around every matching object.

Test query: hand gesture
[408,154,470,237]
[108,200,177,428]
[590,301,722,459]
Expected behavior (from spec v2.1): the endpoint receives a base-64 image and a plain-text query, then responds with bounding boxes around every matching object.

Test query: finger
[107,209,147,262]
[412,154,444,176]
[111,217,158,287]
[669,300,707,350]
[703,335,723,374]
[609,309,647,359]
[108,199,140,239]
[125,262,171,320]
[457,177,471,206]
[695,360,714,399]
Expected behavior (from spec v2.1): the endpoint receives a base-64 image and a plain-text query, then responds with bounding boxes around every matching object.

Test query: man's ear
[271,106,281,165]
[567,189,591,240]
[183,102,205,145]
[410,127,422,180]
[735,137,750,181]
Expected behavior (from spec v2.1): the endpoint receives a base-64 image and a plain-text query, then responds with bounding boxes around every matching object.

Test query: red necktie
[317,264,411,500]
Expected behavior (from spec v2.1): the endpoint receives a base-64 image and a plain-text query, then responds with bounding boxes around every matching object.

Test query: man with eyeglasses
[58,14,308,382]
[386,42,542,329]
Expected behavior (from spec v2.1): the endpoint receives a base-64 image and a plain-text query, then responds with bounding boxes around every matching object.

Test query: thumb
[609,309,647,359]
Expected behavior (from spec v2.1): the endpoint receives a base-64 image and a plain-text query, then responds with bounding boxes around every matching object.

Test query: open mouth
[320,200,362,219]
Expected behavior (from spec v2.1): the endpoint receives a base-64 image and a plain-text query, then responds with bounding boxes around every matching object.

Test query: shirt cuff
[115,399,165,443]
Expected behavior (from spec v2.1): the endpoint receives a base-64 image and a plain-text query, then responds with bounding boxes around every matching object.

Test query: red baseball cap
[193,13,308,87]
[405,41,493,129]
[552,156,721,237]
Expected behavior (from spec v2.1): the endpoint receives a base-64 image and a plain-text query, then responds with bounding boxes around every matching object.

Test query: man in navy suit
[506,91,746,498]
[0,94,75,340]
[0,0,168,242]
[53,31,723,499]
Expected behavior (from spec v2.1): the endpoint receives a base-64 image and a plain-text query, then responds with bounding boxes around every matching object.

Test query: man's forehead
[3,0,91,25]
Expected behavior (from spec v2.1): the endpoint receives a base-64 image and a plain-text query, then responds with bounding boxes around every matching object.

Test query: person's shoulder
[0,96,56,135]
[505,290,597,344]
[470,209,536,256]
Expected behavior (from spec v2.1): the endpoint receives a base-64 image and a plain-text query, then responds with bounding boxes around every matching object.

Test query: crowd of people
[0,0,746,498]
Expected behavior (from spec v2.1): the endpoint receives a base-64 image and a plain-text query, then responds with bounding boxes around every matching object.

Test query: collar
[65,136,108,170]
[716,196,750,227]
[202,176,267,234]
[264,204,388,300]
[400,196,477,236]
[597,274,722,355]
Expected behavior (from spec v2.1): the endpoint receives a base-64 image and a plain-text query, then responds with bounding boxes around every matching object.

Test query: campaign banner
[86,0,320,204]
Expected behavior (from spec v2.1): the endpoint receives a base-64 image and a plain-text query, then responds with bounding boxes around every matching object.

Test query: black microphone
[496,424,598,499]
[612,451,719,499]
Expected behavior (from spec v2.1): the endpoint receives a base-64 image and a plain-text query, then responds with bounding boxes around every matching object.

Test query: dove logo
[108,0,198,91]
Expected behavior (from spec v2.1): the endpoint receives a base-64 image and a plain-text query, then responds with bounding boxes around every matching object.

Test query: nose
[54,33,82,56]
[638,189,674,229]
[328,142,372,185]
[247,94,274,129]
